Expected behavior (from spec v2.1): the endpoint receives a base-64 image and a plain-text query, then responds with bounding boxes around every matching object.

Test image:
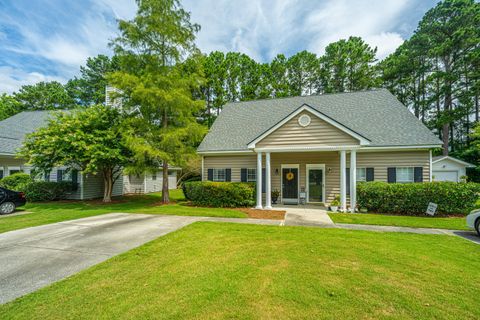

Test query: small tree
[109,0,206,204]
[19,105,132,202]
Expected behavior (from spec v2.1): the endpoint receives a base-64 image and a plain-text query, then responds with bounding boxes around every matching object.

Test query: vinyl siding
[203,150,431,204]
[256,111,359,148]
[123,170,178,194]
[354,151,430,182]
[81,173,123,200]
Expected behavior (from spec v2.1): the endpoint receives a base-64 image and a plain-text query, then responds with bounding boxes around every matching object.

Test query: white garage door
[433,171,458,182]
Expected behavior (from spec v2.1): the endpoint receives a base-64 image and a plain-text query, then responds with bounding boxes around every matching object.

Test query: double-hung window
[247,168,256,182]
[396,167,414,183]
[356,168,366,182]
[213,168,226,182]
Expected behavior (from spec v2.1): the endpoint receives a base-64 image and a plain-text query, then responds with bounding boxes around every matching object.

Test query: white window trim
[396,167,414,183]
[213,168,226,182]
[247,168,256,182]
[7,166,22,176]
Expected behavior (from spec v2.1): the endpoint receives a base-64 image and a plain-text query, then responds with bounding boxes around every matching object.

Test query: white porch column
[265,152,272,210]
[340,150,347,212]
[350,150,357,213]
[256,152,263,209]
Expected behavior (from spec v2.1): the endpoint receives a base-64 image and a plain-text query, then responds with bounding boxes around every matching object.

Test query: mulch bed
[234,208,286,220]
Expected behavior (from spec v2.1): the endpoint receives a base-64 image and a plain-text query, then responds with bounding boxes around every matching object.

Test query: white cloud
[364,32,405,59]
[0,66,66,94]
[95,0,137,20]
[184,0,411,61]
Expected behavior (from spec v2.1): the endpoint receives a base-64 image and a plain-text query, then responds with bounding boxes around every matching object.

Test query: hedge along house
[197,89,442,211]
[0,111,123,200]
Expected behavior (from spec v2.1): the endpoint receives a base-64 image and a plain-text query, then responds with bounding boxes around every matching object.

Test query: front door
[307,167,324,203]
[282,167,299,204]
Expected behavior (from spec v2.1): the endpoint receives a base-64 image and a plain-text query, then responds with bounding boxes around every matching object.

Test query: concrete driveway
[0,213,201,304]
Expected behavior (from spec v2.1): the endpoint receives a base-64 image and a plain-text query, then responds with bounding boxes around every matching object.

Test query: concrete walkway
[270,205,479,243]
[0,213,201,304]
[278,205,335,227]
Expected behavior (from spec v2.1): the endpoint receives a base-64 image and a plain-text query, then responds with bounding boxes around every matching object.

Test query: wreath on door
[286,172,295,181]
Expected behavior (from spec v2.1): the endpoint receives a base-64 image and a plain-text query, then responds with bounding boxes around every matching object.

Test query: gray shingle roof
[0,111,54,155]
[198,89,442,152]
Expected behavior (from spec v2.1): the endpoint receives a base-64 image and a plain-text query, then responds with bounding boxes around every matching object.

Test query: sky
[0,0,439,94]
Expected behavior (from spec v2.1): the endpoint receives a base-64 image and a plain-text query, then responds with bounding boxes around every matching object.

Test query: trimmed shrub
[357,181,480,216]
[0,173,33,191]
[183,181,255,207]
[24,181,78,202]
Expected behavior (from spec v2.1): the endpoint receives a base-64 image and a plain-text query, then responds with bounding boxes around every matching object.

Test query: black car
[0,187,26,214]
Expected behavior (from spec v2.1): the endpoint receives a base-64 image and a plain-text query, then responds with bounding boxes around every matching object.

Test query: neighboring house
[198,89,442,211]
[432,156,475,182]
[105,86,180,194]
[123,170,179,194]
[0,111,123,200]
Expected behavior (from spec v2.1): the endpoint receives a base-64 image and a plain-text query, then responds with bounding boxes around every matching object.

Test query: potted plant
[330,195,340,212]
[271,189,280,204]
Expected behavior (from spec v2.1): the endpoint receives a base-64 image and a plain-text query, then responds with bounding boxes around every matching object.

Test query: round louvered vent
[298,114,311,127]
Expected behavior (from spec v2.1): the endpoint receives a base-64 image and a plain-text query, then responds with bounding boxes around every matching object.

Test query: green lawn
[1,222,478,319]
[0,189,246,234]
[328,212,469,230]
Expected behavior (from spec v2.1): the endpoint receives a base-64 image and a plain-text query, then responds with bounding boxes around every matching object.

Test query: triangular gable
[248,104,370,149]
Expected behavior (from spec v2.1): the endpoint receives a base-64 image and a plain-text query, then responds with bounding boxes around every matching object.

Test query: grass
[328,212,469,230]
[0,222,478,319]
[0,189,246,234]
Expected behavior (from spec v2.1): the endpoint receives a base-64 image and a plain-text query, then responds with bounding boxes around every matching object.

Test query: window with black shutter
[366,168,374,181]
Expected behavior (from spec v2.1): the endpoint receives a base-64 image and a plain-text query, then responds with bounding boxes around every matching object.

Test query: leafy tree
[0,94,22,120]
[287,50,320,96]
[109,0,206,204]
[270,54,290,97]
[13,81,75,110]
[321,37,378,93]
[381,0,480,156]
[66,55,120,105]
[19,105,132,202]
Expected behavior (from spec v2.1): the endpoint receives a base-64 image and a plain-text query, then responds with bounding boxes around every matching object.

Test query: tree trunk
[475,93,479,123]
[162,160,169,204]
[442,58,452,156]
[161,108,170,204]
[103,168,113,203]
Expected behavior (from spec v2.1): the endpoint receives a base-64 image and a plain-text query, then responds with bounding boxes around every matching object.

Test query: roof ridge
[226,88,386,105]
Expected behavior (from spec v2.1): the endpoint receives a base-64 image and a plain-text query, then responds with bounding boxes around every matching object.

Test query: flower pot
[272,196,278,204]
[330,206,338,213]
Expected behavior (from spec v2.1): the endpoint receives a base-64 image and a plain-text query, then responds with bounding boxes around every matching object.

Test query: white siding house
[432,156,475,182]
[0,111,124,200]
[123,169,178,194]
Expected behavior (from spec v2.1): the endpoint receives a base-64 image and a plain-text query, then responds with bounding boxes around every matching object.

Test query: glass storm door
[308,168,323,202]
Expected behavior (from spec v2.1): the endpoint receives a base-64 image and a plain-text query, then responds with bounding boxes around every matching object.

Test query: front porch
[254,150,358,212]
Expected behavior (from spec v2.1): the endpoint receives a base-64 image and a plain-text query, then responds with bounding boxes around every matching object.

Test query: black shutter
[366,168,374,181]
[207,169,213,181]
[262,168,266,193]
[225,168,231,182]
[0,170,3,180]
[71,169,78,184]
[414,167,423,182]
[57,169,63,182]
[240,168,247,182]
[346,168,350,196]
[44,171,50,181]
[387,168,396,183]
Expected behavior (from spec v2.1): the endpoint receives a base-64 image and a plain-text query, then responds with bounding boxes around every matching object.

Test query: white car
[466,209,480,236]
